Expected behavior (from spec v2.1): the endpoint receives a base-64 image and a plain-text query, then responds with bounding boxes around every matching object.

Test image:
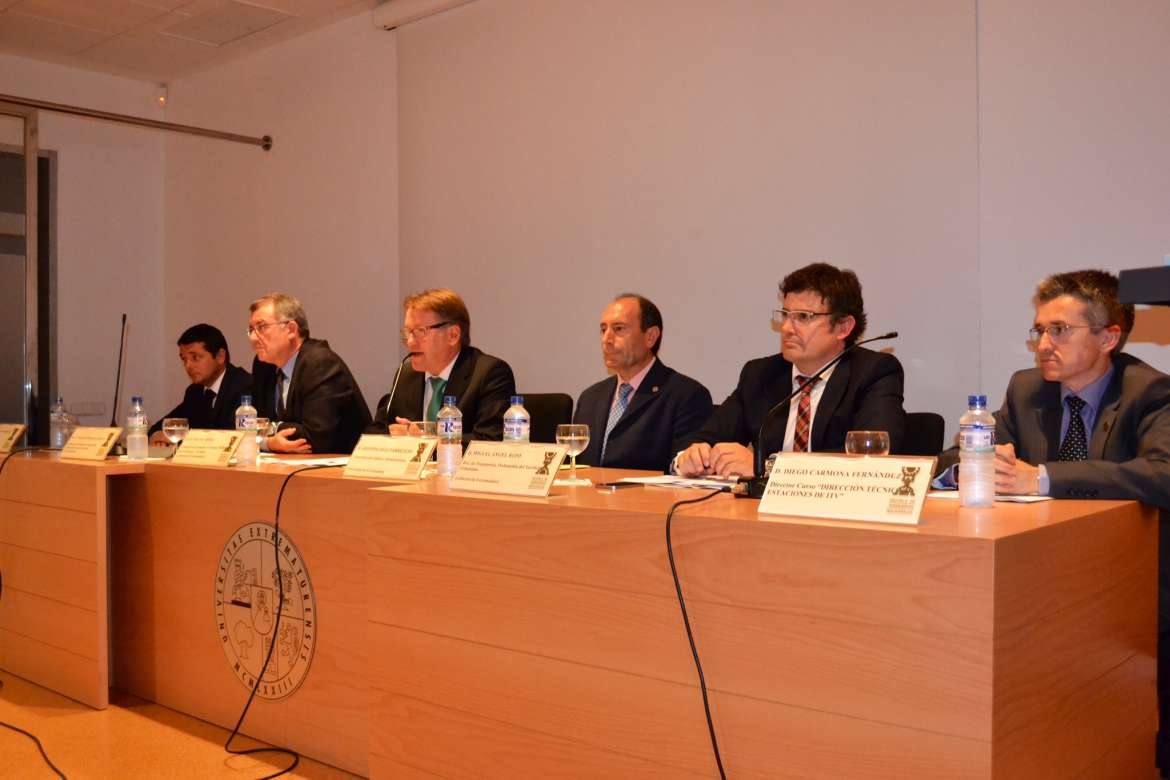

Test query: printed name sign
[172,429,245,467]
[60,427,122,461]
[758,453,936,525]
[345,434,437,480]
[0,424,26,453]
[450,441,567,497]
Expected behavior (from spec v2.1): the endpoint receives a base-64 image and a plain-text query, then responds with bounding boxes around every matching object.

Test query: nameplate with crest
[0,424,26,453]
[345,434,436,480]
[758,453,936,525]
[172,429,245,467]
[60,427,123,461]
[451,441,567,497]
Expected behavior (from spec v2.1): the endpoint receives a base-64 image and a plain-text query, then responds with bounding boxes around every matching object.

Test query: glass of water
[845,430,890,456]
[554,424,590,485]
[162,417,189,452]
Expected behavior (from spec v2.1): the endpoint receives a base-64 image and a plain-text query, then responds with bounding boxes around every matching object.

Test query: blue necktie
[600,383,633,464]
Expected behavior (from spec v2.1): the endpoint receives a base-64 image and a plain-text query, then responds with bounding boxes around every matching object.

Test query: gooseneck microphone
[382,353,413,419]
[739,330,899,497]
[109,313,128,427]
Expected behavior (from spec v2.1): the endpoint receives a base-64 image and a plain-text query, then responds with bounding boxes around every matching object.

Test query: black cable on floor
[665,488,728,780]
[222,463,342,780]
[0,678,68,779]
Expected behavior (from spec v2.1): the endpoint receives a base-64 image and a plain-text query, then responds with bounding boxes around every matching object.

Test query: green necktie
[425,377,447,421]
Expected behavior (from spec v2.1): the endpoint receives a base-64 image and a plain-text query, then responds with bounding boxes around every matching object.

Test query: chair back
[900,411,946,456]
[521,393,574,443]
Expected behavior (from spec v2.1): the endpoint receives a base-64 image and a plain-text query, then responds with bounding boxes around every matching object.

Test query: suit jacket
[574,359,713,472]
[148,364,251,435]
[370,346,516,445]
[683,347,906,460]
[251,338,372,454]
[967,353,1170,506]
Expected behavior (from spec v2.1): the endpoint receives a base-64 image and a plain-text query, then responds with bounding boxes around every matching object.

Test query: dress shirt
[779,361,836,453]
[422,353,459,420]
[610,358,657,413]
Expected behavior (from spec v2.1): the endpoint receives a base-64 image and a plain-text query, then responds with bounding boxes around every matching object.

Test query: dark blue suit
[148,363,251,435]
[574,358,712,473]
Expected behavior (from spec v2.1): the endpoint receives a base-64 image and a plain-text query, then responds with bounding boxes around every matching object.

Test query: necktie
[426,377,447,422]
[204,388,216,410]
[600,382,633,464]
[275,369,287,420]
[791,376,819,453]
[1058,395,1089,461]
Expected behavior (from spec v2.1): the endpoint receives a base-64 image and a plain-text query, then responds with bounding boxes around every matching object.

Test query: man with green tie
[369,288,516,444]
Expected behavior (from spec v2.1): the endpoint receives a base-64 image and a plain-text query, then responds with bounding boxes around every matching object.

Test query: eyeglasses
[246,320,290,337]
[1028,324,1098,343]
[400,321,453,342]
[772,308,834,326]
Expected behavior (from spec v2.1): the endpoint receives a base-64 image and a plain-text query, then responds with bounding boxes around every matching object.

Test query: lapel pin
[652,386,659,393]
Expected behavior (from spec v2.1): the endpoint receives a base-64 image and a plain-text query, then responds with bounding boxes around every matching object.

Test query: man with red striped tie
[676,262,906,478]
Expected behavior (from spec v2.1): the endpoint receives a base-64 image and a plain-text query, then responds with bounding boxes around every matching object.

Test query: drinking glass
[409,421,437,438]
[554,424,590,485]
[254,418,270,451]
[844,430,890,456]
[162,417,190,452]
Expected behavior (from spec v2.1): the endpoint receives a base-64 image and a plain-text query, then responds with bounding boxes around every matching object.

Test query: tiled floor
[0,673,359,779]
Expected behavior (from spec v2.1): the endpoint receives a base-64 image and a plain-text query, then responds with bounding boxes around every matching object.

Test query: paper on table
[257,454,350,467]
[928,490,1052,503]
[619,475,738,490]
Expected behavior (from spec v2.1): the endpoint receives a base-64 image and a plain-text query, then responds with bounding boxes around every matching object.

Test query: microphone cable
[223,463,343,779]
[0,447,69,778]
[664,488,728,780]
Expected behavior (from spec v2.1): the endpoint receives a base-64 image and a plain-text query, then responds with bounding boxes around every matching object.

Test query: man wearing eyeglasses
[369,288,516,443]
[676,262,905,477]
[936,269,1170,773]
[247,292,372,454]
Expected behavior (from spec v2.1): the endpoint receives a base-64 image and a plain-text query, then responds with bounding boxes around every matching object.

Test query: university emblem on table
[214,522,318,700]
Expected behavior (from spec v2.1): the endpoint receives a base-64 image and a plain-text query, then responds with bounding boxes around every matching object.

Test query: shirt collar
[280,350,299,379]
[207,366,226,396]
[619,356,657,393]
[790,359,837,387]
[1061,363,1114,414]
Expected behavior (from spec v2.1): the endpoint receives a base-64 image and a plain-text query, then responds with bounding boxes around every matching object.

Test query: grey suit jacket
[992,353,1170,506]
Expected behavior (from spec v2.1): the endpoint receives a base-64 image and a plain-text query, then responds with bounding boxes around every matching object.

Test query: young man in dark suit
[574,294,712,472]
[676,262,905,478]
[370,288,515,445]
[148,323,250,443]
[247,292,371,454]
[936,270,1170,774]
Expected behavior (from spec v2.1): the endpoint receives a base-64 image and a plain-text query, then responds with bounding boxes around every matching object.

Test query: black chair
[521,393,574,443]
[900,411,946,456]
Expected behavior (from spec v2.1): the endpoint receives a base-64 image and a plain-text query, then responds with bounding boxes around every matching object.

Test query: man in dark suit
[149,324,250,442]
[677,262,905,477]
[574,294,711,472]
[247,293,371,454]
[935,270,1170,773]
[370,288,515,445]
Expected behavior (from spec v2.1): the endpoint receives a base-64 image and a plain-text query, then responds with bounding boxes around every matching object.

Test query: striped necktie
[600,382,633,464]
[791,376,819,452]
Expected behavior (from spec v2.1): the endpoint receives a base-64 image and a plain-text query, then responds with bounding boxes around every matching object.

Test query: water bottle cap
[968,394,987,407]
[510,395,524,405]
[240,394,252,405]
[131,395,143,404]
[443,395,457,405]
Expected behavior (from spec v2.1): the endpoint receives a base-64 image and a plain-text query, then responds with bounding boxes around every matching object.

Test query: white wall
[0,53,165,425]
[163,10,398,411]
[397,0,1170,436]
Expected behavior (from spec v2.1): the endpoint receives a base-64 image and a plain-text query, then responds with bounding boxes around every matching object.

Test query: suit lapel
[609,361,668,437]
[443,349,475,407]
[1089,367,1124,459]
[809,357,850,450]
[1036,381,1062,461]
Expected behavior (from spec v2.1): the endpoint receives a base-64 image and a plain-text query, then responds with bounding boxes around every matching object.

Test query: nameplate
[0,424,26,453]
[172,429,245,467]
[759,453,936,525]
[345,435,436,480]
[60,427,122,461]
[451,441,567,497]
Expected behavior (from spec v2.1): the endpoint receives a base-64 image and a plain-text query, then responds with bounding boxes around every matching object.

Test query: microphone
[738,330,898,498]
[108,314,128,456]
[382,353,413,420]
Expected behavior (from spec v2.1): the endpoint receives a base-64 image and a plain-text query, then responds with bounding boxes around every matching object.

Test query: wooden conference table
[0,451,1158,778]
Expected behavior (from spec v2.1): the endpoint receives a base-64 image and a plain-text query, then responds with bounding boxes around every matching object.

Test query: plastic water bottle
[126,395,149,460]
[50,396,68,448]
[958,394,995,508]
[235,394,258,466]
[437,395,463,476]
[502,395,530,443]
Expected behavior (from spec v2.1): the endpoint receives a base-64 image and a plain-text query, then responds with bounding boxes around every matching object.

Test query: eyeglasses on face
[772,308,834,326]
[1028,324,1098,343]
[246,320,290,337]
[401,321,453,342]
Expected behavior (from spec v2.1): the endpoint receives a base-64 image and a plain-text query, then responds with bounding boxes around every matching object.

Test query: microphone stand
[735,331,898,499]
[109,314,128,456]
[382,354,413,422]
